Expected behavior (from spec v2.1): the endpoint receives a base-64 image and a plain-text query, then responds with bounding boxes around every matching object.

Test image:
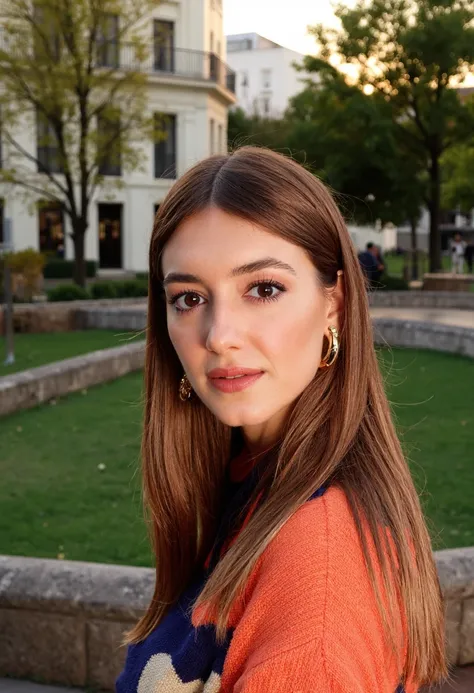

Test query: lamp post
[2,217,15,366]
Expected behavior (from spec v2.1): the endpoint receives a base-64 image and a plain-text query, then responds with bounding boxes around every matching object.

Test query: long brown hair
[128,146,446,686]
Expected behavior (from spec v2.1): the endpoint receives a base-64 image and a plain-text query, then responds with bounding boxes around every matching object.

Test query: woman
[117,147,446,692]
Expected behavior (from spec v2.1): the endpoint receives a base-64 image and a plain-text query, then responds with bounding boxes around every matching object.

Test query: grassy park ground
[0,330,135,376]
[0,348,472,565]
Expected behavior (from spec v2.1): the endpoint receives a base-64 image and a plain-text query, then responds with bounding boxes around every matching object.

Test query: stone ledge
[0,341,145,417]
[373,319,474,358]
[0,298,147,334]
[369,291,474,310]
[0,548,473,689]
[75,306,147,332]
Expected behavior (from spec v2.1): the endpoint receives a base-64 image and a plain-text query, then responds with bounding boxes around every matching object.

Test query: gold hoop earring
[320,326,339,368]
[179,374,193,401]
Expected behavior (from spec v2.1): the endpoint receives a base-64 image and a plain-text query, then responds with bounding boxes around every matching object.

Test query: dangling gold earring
[179,374,193,401]
[320,326,339,368]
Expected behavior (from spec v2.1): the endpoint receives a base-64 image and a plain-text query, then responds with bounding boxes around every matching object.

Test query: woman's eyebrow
[230,257,297,277]
[162,257,297,287]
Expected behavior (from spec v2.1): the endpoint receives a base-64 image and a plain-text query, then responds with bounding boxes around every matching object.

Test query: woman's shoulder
[226,486,409,690]
[260,485,361,573]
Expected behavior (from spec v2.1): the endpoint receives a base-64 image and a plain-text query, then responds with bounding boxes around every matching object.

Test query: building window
[261,68,272,90]
[261,96,271,116]
[97,112,122,176]
[210,118,215,155]
[96,13,119,68]
[33,2,61,61]
[98,203,122,269]
[154,114,177,179]
[37,112,63,174]
[38,202,65,257]
[218,124,223,153]
[154,20,174,72]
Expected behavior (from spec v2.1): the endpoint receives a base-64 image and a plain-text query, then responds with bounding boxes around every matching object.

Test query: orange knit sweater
[117,469,418,692]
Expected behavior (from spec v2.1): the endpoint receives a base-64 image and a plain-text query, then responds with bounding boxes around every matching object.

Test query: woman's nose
[204,307,244,354]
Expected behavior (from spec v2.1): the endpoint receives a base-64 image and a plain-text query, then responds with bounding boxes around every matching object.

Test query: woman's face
[162,207,343,447]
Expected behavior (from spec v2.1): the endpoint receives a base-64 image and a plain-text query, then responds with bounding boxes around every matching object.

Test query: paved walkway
[1,668,474,692]
[370,307,474,329]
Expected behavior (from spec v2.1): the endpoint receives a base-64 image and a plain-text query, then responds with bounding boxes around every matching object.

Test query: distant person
[451,232,467,274]
[372,245,386,283]
[358,242,378,285]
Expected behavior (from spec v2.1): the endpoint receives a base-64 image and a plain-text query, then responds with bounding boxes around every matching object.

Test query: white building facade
[0,0,236,273]
[226,33,309,117]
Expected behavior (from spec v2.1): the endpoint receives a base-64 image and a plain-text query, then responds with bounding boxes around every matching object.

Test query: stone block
[0,341,145,417]
[445,600,462,666]
[460,598,474,666]
[0,608,86,686]
[87,620,129,691]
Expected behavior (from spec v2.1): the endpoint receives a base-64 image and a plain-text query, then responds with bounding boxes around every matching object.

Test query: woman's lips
[207,367,264,393]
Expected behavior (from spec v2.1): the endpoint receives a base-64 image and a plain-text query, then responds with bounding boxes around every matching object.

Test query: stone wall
[369,291,474,310]
[0,549,473,689]
[76,306,147,332]
[0,342,145,417]
[0,298,147,334]
[373,319,474,358]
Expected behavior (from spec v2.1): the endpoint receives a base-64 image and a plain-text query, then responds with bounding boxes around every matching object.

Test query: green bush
[89,282,118,299]
[115,279,148,298]
[135,272,149,281]
[48,284,90,302]
[374,274,410,291]
[44,259,97,279]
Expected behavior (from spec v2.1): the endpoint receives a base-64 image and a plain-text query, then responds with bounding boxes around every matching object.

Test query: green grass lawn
[0,348,472,565]
[0,330,138,376]
[384,253,452,277]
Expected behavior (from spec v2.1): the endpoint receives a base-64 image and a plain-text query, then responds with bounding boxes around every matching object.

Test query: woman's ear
[326,270,345,331]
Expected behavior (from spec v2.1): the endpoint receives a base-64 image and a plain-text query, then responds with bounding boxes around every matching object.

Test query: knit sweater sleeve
[221,486,417,693]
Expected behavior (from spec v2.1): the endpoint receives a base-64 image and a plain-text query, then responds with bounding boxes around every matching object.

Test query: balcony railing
[127,45,235,93]
[0,36,236,94]
[96,42,236,93]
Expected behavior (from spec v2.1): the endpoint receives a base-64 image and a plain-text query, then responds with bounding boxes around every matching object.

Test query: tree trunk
[410,217,419,281]
[72,220,87,288]
[428,153,442,273]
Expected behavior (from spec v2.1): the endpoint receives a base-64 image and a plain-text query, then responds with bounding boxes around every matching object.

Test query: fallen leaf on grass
[16,426,22,432]
[98,463,106,471]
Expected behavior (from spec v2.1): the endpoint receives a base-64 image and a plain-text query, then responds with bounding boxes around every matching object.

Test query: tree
[306,0,474,272]
[441,97,474,213]
[0,0,162,286]
[228,107,290,152]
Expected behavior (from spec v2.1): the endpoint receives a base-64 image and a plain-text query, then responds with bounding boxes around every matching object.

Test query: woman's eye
[247,282,284,300]
[173,292,204,312]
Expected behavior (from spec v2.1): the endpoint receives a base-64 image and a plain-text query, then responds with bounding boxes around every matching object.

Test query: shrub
[114,279,148,298]
[135,272,149,281]
[4,248,46,301]
[89,281,118,299]
[374,275,410,291]
[48,284,90,302]
[44,259,97,279]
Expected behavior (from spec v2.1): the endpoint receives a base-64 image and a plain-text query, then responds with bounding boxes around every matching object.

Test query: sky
[223,0,474,85]
[223,0,345,55]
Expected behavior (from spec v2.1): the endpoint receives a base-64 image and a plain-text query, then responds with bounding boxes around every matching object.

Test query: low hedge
[48,285,90,302]
[47,279,148,302]
[374,275,409,291]
[90,280,148,299]
[44,259,97,279]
